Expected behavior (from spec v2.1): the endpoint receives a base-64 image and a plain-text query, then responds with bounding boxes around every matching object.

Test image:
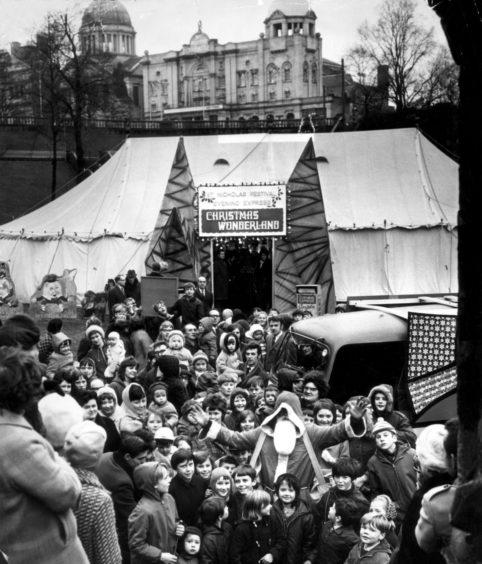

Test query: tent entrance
[212,237,273,314]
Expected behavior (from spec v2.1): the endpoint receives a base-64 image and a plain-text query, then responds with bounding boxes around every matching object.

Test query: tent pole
[271,239,275,311]
[210,239,214,301]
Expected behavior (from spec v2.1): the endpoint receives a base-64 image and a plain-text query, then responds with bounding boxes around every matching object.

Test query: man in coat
[107,275,126,320]
[194,275,214,317]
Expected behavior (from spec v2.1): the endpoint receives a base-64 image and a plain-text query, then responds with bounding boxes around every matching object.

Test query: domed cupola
[264,0,316,38]
[80,0,136,57]
[188,21,210,52]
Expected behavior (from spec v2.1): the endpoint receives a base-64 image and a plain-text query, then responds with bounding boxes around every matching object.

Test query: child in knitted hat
[148,381,179,429]
[367,418,417,526]
[189,350,218,397]
[165,330,194,369]
[177,526,202,564]
[104,331,126,381]
[45,332,74,379]
[208,467,234,503]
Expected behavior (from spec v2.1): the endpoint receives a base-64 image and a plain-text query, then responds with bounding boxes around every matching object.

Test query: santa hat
[38,393,84,450]
[64,421,107,469]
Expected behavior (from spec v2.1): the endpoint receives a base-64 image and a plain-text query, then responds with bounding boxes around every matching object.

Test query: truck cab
[284,296,457,425]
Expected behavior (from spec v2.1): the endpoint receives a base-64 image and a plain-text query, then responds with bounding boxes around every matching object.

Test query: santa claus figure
[191,391,368,493]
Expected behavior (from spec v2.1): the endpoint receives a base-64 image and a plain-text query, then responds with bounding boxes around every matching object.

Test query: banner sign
[198,183,286,237]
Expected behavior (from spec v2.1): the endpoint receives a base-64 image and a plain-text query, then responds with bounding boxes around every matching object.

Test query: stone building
[141,0,327,122]
[79,0,143,114]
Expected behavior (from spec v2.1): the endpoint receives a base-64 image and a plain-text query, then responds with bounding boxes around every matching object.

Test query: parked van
[282,298,457,425]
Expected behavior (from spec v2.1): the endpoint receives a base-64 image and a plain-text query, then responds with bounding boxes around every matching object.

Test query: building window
[284,89,291,99]
[161,80,168,95]
[237,71,247,88]
[312,62,318,83]
[267,64,277,85]
[273,23,282,37]
[303,62,309,82]
[251,91,258,102]
[269,89,276,101]
[133,85,140,106]
[282,62,291,82]
[217,75,225,88]
[309,23,314,36]
[251,69,259,86]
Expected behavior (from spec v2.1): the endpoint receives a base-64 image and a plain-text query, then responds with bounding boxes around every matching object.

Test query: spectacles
[304,386,318,392]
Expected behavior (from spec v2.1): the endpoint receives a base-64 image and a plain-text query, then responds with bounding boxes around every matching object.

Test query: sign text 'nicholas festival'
[198,184,287,237]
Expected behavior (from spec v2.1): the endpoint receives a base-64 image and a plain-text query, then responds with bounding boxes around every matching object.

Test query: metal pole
[341,58,345,126]
[271,239,276,310]
[210,239,215,300]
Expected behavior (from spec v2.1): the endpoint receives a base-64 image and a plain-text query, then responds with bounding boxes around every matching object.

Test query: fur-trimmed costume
[200,391,365,489]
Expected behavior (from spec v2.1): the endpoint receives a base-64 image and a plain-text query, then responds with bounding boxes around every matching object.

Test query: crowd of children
[0,292,464,564]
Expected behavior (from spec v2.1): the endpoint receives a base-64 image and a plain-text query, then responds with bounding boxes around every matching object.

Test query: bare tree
[347,0,455,112]
[28,11,132,174]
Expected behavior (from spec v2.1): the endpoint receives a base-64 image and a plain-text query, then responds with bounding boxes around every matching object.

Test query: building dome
[189,22,210,51]
[267,0,311,17]
[82,0,133,28]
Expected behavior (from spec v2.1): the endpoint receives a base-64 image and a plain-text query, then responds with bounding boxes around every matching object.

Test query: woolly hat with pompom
[192,350,209,365]
[372,417,397,437]
[38,393,83,449]
[416,424,449,473]
[64,420,107,469]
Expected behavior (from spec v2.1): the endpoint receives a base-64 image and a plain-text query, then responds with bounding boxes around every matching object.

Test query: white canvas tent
[0,128,458,305]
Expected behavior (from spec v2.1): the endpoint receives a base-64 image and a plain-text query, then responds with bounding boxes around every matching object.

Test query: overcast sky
[0,0,447,62]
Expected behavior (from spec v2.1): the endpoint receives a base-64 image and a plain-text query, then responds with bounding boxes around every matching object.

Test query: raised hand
[187,403,210,427]
[350,397,369,422]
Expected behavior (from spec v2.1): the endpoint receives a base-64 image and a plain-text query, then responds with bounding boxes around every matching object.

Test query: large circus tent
[0,128,458,311]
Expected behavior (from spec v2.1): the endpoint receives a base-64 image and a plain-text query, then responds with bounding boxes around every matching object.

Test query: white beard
[272,417,297,481]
